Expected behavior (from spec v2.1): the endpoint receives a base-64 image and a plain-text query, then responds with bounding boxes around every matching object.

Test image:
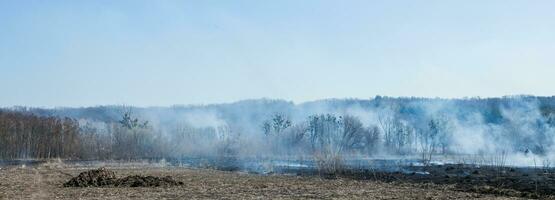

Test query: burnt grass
[170,157,555,198]
[64,167,184,187]
[294,164,555,199]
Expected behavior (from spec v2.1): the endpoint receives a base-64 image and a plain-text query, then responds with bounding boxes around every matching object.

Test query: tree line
[0,109,165,160]
[1,96,554,162]
[0,110,79,159]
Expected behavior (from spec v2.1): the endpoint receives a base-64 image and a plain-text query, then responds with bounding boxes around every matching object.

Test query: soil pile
[64,167,183,187]
[63,167,117,187]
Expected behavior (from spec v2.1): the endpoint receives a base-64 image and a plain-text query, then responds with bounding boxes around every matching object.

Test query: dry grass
[0,162,526,200]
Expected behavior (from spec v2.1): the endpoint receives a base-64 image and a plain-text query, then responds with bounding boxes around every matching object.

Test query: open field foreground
[0,162,544,200]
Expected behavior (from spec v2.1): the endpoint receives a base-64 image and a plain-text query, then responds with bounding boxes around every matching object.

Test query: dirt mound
[64,167,117,187]
[64,168,183,187]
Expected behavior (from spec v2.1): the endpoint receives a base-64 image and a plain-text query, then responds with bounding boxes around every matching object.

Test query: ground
[0,162,540,200]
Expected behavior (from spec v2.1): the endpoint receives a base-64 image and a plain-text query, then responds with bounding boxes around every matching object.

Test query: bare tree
[378,113,414,154]
[364,126,381,154]
[262,113,291,136]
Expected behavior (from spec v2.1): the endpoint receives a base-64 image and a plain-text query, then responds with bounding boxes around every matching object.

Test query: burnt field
[1,160,554,199]
[332,164,555,199]
[174,157,555,199]
[161,156,555,198]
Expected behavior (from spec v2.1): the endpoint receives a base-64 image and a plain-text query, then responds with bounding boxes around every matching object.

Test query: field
[0,161,543,200]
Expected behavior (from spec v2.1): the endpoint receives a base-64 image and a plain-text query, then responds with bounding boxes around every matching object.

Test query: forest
[1,95,554,167]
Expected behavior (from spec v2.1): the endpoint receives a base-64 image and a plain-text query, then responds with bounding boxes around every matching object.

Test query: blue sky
[1,0,554,107]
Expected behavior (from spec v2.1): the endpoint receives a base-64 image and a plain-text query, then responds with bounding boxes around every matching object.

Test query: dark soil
[113,175,184,187]
[63,167,117,187]
[64,167,183,187]
[331,164,555,199]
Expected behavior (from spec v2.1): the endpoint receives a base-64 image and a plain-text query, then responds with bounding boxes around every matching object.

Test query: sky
[1,0,554,107]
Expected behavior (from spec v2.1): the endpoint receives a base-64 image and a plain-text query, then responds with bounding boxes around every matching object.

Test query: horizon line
[2,94,554,110]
